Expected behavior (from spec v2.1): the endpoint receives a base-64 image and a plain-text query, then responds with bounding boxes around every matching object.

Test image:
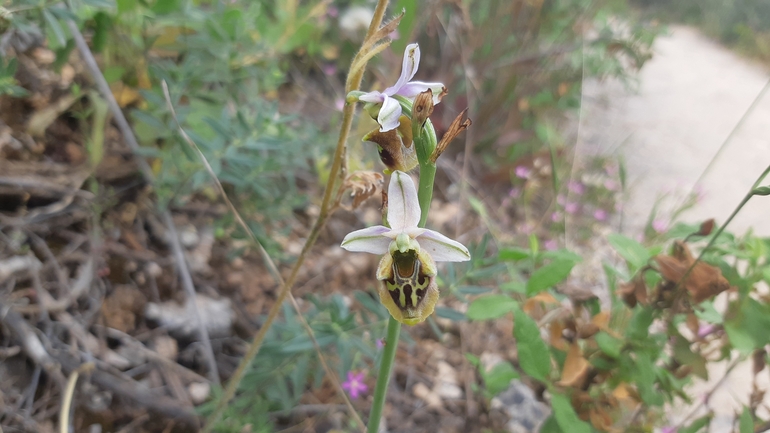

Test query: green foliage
[467,295,517,320]
[0,57,27,97]
[513,307,551,383]
[199,293,387,432]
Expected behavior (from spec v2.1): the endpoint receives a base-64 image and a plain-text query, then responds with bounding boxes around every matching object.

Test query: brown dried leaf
[431,108,471,163]
[698,219,715,236]
[550,320,568,351]
[577,322,600,339]
[558,343,590,388]
[617,275,648,308]
[589,407,613,432]
[341,171,384,210]
[654,241,730,303]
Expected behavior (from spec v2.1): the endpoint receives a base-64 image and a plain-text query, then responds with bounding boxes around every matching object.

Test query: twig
[671,356,743,430]
[161,82,366,431]
[53,350,199,426]
[59,363,94,433]
[0,305,66,387]
[66,18,220,385]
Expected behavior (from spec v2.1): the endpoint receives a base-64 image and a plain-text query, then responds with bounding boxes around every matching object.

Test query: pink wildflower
[661,426,677,433]
[652,219,668,233]
[515,166,531,179]
[604,179,619,191]
[376,339,385,350]
[557,194,566,205]
[544,239,558,251]
[593,209,607,221]
[565,202,579,214]
[697,324,717,338]
[342,371,368,399]
[551,212,561,222]
[567,180,585,195]
[509,187,521,199]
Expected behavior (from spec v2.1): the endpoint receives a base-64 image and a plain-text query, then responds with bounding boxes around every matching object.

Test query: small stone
[152,335,178,360]
[188,382,210,404]
[413,382,441,408]
[179,225,200,248]
[145,262,162,278]
[231,257,244,269]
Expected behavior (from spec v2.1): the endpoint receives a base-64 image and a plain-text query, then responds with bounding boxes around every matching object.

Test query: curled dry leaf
[654,240,731,303]
[697,218,715,236]
[589,407,614,432]
[558,343,590,388]
[340,171,384,210]
[617,274,648,308]
[430,108,472,163]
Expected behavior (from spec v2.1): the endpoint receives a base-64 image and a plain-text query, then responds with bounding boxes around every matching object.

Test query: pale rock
[188,382,211,404]
[145,295,234,338]
[152,335,178,360]
[413,382,442,409]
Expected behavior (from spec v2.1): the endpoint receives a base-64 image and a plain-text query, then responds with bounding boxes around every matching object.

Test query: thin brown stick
[66,18,220,385]
[161,82,365,431]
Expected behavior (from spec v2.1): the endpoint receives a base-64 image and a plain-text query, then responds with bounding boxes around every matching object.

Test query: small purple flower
[605,164,619,176]
[652,219,668,233]
[565,202,579,215]
[509,187,521,199]
[661,426,677,433]
[322,64,337,76]
[550,212,561,222]
[327,5,339,17]
[567,180,585,195]
[521,223,534,235]
[544,239,558,251]
[604,179,619,191]
[515,166,531,179]
[342,371,368,400]
[697,324,717,338]
[556,194,566,205]
[335,98,345,112]
[593,209,607,221]
[359,44,445,132]
[376,339,385,350]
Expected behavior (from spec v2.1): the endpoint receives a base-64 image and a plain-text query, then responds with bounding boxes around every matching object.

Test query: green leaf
[467,295,517,321]
[680,415,711,433]
[435,307,467,322]
[513,309,550,382]
[608,233,650,271]
[500,281,526,293]
[739,407,753,433]
[482,361,519,396]
[551,393,591,433]
[526,259,576,295]
[499,247,530,262]
[695,301,723,324]
[43,9,66,47]
[595,332,622,359]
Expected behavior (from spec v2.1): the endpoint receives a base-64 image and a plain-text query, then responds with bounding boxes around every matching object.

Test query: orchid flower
[341,171,470,325]
[359,43,445,132]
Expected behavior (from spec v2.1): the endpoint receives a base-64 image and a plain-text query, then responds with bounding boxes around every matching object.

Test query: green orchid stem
[418,161,437,227]
[367,317,400,433]
[367,108,439,433]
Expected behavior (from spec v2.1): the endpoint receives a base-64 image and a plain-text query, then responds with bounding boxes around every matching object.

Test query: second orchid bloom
[341,171,470,325]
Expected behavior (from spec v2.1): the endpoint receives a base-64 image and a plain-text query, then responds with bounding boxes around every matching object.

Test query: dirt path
[578,25,770,237]
[576,25,770,432]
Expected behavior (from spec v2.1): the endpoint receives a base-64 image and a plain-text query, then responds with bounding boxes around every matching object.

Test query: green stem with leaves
[367,113,439,433]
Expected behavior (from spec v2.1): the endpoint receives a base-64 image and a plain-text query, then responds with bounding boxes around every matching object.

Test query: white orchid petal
[417,230,471,262]
[377,96,402,132]
[383,43,420,96]
[359,91,386,103]
[397,82,445,103]
[340,226,392,254]
[387,171,421,232]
